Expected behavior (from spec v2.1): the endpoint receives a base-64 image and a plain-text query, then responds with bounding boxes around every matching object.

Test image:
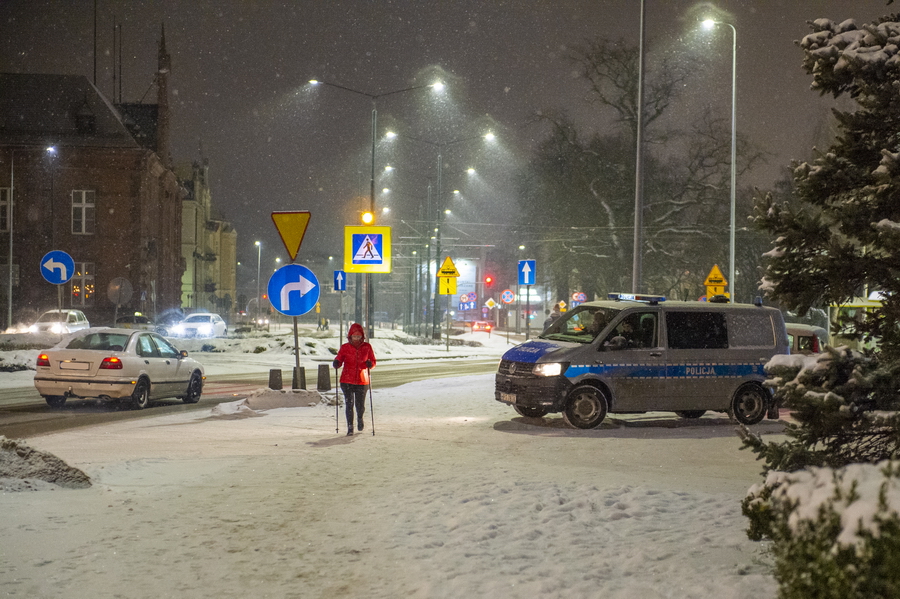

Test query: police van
[495,293,789,429]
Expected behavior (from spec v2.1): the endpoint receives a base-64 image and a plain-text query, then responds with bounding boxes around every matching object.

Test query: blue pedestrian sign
[518,259,536,286]
[40,250,75,285]
[267,264,321,316]
[333,270,346,292]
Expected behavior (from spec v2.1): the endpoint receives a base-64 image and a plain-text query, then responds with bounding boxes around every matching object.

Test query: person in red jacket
[332,322,377,435]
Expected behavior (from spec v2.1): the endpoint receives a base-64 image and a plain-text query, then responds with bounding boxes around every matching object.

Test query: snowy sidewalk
[0,374,779,599]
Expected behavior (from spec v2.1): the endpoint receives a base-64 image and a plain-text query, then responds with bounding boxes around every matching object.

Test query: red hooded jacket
[334,323,377,385]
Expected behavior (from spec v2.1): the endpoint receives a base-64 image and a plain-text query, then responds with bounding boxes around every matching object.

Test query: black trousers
[341,383,367,428]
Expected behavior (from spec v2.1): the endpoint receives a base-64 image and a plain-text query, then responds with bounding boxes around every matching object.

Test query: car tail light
[37,354,50,367]
[100,357,123,370]
[811,335,820,353]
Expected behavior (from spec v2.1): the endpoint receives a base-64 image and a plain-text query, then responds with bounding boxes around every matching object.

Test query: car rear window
[67,332,131,351]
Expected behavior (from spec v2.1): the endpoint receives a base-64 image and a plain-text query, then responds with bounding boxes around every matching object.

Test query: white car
[28,309,90,335]
[34,328,205,409]
[170,313,227,338]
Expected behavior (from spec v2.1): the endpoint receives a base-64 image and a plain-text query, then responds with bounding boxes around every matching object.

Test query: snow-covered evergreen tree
[755,16,900,359]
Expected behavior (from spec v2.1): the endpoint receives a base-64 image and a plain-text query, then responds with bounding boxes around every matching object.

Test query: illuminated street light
[702,18,738,301]
[384,129,498,337]
[308,78,444,337]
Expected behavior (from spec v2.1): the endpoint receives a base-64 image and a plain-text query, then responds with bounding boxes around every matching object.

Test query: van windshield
[540,306,620,344]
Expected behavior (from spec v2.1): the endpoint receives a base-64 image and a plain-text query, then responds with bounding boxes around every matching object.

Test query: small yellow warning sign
[437,256,460,277]
[704,264,727,287]
[271,211,311,261]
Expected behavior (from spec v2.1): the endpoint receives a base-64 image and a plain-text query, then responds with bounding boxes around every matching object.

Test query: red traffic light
[484,275,494,287]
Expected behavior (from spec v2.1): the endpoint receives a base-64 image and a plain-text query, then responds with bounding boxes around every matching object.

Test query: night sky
[1,0,893,293]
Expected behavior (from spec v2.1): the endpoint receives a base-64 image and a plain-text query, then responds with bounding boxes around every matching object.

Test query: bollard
[317,364,331,391]
[268,369,283,390]
[292,366,306,390]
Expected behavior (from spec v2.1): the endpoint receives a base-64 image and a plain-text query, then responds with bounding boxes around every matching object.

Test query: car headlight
[200,324,213,336]
[533,362,566,377]
[50,323,68,335]
[172,325,184,335]
[28,324,38,333]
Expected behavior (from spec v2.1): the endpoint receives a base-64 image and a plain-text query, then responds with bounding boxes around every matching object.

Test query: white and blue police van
[495,293,789,429]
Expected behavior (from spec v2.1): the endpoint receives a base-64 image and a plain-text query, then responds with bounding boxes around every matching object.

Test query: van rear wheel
[514,405,549,418]
[731,384,767,425]
[563,386,608,429]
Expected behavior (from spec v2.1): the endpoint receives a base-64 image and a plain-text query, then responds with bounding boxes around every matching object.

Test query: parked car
[471,321,493,332]
[33,328,205,409]
[785,323,827,355]
[170,313,227,338]
[115,314,158,332]
[28,309,90,335]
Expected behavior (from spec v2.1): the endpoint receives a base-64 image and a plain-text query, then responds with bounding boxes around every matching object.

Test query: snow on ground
[0,326,780,598]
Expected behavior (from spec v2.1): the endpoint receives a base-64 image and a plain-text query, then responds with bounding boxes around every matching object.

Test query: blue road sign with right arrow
[40,250,75,285]
[333,270,346,292]
[267,264,320,316]
[518,259,536,286]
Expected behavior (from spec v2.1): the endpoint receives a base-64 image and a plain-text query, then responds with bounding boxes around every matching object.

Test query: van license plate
[500,393,516,404]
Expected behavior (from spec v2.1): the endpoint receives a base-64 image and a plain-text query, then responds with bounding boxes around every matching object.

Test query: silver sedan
[34,328,205,409]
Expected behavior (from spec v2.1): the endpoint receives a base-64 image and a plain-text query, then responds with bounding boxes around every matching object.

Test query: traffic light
[484,274,494,288]
[360,210,375,225]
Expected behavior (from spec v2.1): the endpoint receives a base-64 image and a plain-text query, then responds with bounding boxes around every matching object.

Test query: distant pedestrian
[332,322,377,436]
[543,304,562,330]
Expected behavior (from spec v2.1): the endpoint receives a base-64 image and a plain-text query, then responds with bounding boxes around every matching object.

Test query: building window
[70,262,95,307]
[72,190,95,235]
[0,188,9,232]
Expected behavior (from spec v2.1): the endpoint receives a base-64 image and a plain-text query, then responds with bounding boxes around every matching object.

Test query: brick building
[0,30,183,328]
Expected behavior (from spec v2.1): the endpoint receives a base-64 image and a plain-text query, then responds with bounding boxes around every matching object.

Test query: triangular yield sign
[271,211,311,261]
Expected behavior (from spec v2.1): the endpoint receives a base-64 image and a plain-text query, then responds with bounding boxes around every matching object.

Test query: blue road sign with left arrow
[40,250,75,285]
[518,259,536,286]
[267,264,320,316]
[334,270,346,292]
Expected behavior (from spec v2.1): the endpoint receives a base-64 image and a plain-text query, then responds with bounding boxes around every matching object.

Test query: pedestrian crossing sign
[344,226,392,273]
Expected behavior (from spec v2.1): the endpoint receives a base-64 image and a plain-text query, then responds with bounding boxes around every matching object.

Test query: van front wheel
[563,386,608,429]
[731,384,767,425]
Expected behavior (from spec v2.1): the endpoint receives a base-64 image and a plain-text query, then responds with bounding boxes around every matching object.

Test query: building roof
[0,73,141,149]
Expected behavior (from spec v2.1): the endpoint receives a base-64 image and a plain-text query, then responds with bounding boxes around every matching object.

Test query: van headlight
[533,362,566,377]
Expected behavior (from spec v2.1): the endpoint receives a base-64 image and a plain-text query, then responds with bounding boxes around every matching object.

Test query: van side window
[728,313,775,348]
[602,312,657,349]
[666,312,728,350]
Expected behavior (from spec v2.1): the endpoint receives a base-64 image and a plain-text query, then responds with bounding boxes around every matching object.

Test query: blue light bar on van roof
[607,293,666,304]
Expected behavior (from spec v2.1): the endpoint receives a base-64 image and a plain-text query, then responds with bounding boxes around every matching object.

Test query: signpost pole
[445,294,451,352]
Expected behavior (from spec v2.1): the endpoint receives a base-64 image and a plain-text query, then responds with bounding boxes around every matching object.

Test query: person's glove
[366,360,373,369]
[332,359,340,369]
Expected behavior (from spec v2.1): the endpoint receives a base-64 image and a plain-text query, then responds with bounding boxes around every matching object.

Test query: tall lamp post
[385,130,495,338]
[703,18,738,301]
[308,78,444,338]
[254,241,261,320]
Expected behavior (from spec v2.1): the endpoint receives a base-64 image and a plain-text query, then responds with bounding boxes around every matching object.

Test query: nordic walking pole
[334,365,339,434]
[367,367,375,436]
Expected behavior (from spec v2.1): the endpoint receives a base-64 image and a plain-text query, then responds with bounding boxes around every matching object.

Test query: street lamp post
[703,19,738,301]
[308,78,443,338]
[385,130,494,338]
[254,241,261,321]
